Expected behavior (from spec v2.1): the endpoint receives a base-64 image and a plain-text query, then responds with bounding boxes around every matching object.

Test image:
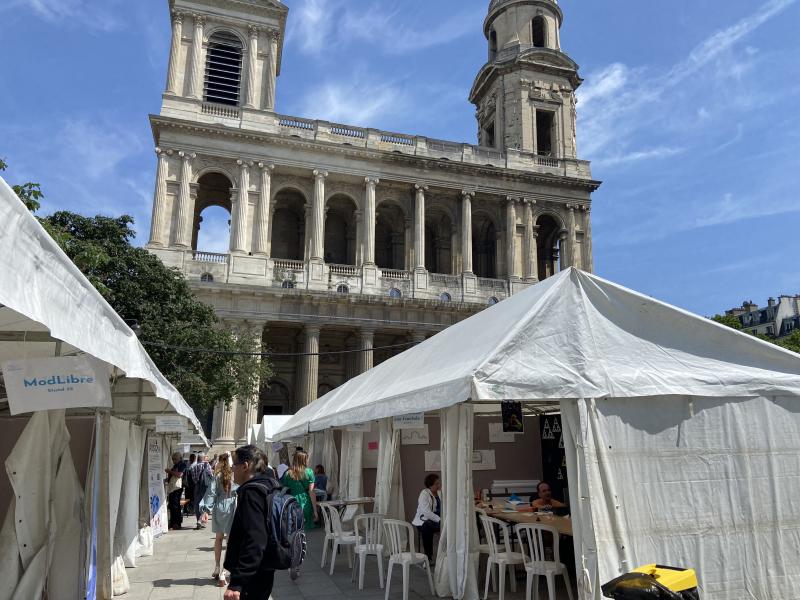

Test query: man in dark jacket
[224,445,277,600]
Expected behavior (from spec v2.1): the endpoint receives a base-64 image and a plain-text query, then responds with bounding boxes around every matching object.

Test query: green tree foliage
[711,314,743,330]
[39,211,272,420]
[2,159,271,421]
[0,158,43,212]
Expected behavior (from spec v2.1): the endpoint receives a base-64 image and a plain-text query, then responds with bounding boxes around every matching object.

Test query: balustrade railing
[431,273,461,287]
[191,251,229,264]
[329,264,359,276]
[274,258,305,271]
[202,103,240,119]
[478,277,508,291]
[382,269,411,280]
[380,133,414,146]
[278,116,315,131]
[536,155,562,168]
[330,125,366,139]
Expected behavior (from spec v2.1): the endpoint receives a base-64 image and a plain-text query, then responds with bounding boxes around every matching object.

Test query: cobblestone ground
[126,514,571,600]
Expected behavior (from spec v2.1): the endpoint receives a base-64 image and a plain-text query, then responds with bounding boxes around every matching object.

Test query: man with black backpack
[224,445,306,599]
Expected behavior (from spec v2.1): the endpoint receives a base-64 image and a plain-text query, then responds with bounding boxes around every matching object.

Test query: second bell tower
[470,0,582,160]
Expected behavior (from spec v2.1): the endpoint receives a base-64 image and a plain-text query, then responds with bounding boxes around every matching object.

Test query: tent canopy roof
[277,268,800,439]
[0,178,205,440]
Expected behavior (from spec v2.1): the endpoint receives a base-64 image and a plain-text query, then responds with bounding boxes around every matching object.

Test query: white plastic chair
[383,519,436,600]
[322,502,358,575]
[516,523,574,600]
[474,507,493,588]
[479,514,525,600]
[352,513,385,590]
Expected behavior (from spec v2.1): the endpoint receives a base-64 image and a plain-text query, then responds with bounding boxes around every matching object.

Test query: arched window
[204,32,243,106]
[200,273,214,283]
[532,16,547,48]
[488,296,499,306]
[439,292,452,303]
[389,288,402,299]
[336,284,349,294]
[281,280,295,289]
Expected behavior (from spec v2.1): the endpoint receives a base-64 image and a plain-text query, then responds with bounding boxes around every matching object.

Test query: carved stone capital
[313,169,329,180]
[155,147,174,157]
[268,28,281,42]
[248,24,260,39]
[178,151,196,161]
[193,14,206,28]
[365,177,380,187]
[171,10,184,25]
[258,162,275,172]
[415,184,429,193]
[461,190,476,199]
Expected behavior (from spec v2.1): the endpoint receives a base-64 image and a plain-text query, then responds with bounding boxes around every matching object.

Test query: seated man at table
[530,481,567,512]
[412,473,442,562]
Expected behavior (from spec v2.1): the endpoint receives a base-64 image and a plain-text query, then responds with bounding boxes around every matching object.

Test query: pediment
[517,48,578,72]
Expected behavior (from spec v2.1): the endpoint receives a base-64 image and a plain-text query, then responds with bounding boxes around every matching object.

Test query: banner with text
[147,434,168,537]
[1,356,111,415]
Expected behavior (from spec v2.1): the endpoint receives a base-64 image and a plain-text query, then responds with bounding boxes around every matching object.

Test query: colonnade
[210,323,398,448]
[148,150,592,281]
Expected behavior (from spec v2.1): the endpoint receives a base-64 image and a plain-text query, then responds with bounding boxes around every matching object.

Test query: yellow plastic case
[632,564,698,593]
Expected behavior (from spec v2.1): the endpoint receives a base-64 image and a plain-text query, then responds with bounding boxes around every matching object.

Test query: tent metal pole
[97,408,113,599]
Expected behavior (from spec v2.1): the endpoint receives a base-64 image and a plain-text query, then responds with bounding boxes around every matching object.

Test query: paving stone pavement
[126,515,572,600]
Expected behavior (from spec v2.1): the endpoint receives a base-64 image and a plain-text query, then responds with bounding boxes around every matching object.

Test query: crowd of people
[163,446,325,599]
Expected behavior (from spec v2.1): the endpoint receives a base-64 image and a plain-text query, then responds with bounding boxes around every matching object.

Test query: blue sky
[1,0,799,316]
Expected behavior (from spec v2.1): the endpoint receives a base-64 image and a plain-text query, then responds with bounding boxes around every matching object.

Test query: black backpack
[252,479,307,571]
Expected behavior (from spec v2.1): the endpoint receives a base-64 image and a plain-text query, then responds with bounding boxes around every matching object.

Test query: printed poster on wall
[393,412,425,429]
[147,434,168,537]
[155,415,187,433]
[1,356,111,415]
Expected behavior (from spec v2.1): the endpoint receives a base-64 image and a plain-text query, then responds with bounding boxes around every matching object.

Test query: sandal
[218,573,228,587]
[212,565,220,580]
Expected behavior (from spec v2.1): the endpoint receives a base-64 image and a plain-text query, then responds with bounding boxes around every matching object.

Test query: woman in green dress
[281,450,318,529]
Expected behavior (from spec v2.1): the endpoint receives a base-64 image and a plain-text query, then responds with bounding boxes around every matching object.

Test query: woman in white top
[411,473,442,561]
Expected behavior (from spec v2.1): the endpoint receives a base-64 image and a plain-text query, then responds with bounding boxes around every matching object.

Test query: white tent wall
[322,430,339,499]
[374,419,404,521]
[116,422,146,568]
[434,405,479,600]
[108,417,132,595]
[568,395,800,599]
[0,411,84,600]
[338,431,364,517]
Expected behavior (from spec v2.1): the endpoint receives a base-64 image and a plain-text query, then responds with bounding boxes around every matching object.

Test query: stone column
[359,328,375,373]
[355,210,364,266]
[363,178,379,265]
[213,400,237,447]
[264,29,279,111]
[175,151,196,248]
[165,11,183,95]
[241,321,265,441]
[461,191,474,274]
[230,160,251,253]
[505,197,517,279]
[411,332,427,344]
[252,163,274,256]
[414,184,427,271]
[567,204,577,268]
[245,25,259,109]
[523,200,536,281]
[187,15,205,100]
[530,225,539,281]
[301,325,320,406]
[559,230,568,271]
[583,205,594,273]
[345,336,359,381]
[148,148,172,247]
[310,170,327,261]
[404,219,413,271]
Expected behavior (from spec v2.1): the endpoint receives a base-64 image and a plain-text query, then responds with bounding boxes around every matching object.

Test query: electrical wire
[141,339,421,358]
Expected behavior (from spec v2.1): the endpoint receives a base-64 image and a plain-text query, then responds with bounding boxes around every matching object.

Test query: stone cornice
[484,0,563,36]
[150,115,601,193]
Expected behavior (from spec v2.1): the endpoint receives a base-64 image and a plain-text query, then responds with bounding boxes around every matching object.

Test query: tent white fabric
[275,268,800,599]
[0,177,204,437]
[276,268,800,439]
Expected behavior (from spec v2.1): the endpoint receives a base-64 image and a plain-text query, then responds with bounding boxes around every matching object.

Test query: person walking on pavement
[165,452,187,530]
[183,453,197,517]
[223,445,279,600]
[188,453,212,529]
[202,452,238,587]
[281,450,319,528]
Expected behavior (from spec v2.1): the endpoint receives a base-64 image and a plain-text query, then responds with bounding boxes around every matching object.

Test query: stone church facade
[145,0,600,449]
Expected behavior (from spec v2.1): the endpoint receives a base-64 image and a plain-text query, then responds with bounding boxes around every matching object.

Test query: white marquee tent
[276,267,800,600]
[0,177,206,599]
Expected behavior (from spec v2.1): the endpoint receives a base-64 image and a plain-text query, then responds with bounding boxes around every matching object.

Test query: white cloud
[59,119,144,180]
[5,0,124,31]
[341,5,482,55]
[301,76,407,125]
[286,0,335,55]
[593,146,684,168]
[577,0,797,163]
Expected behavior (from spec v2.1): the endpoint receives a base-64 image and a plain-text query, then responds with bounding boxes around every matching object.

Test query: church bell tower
[470,0,581,159]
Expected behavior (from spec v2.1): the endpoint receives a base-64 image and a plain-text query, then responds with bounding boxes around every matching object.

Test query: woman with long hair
[280,450,318,529]
[201,452,238,586]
